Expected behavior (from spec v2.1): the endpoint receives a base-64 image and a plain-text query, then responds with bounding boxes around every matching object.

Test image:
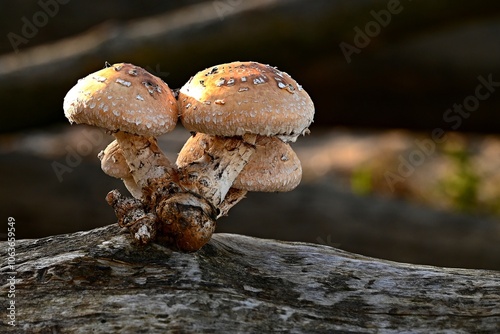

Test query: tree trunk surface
[1,224,499,333]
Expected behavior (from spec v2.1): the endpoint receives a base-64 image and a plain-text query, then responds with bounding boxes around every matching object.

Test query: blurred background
[1,0,500,270]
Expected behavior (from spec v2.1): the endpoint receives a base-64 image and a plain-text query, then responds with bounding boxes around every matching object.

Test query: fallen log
[3,0,500,133]
[1,224,499,332]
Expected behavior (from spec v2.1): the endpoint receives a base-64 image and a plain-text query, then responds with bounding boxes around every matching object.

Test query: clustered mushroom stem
[113,131,177,192]
[177,135,256,208]
[98,140,143,199]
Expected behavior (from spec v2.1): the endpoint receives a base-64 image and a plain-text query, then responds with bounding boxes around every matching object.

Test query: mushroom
[225,136,302,216]
[177,61,314,212]
[232,136,302,192]
[63,62,178,195]
[62,61,314,252]
[179,61,314,143]
[97,137,218,251]
[98,139,142,198]
[177,134,302,217]
[176,133,256,209]
[63,63,216,251]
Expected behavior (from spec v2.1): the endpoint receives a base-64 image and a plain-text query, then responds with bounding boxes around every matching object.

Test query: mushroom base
[155,192,216,252]
[106,181,217,252]
[106,189,158,245]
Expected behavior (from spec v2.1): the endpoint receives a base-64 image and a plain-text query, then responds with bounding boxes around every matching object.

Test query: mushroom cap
[98,140,129,179]
[178,61,314,142]
[177,134,302,192]
[64,63,178,136]
[233,136,302,191]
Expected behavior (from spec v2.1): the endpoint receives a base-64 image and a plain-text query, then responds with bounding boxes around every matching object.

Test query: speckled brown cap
[64,63,178,136]
[233,136,302,191]
[178,61,314,142]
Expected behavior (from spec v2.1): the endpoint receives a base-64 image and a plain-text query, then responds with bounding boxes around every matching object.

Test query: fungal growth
[179,61,314,142]
[177,61,314,215]
[63,61,314,252]
[64,62,178,196]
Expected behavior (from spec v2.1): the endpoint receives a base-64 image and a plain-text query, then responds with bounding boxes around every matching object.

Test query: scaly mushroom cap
[98,140,129,179]
[178,61,314,142]
[64,63,178,136]
[177,134,302,192]
[234,136,302,191]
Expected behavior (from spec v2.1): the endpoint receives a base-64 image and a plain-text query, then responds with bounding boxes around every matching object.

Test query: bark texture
[1,224,499,333]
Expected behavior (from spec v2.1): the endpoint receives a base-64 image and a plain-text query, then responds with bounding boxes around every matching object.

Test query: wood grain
[1,224,499,332]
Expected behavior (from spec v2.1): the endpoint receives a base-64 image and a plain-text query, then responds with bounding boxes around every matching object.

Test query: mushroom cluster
[63,61,314,252]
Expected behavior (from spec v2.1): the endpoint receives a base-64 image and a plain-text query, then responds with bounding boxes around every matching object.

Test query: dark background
[1,0,500,270]
[2,0,500,133]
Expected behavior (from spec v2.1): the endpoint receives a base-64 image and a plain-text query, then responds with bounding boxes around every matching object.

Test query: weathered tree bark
[1,224,499,333]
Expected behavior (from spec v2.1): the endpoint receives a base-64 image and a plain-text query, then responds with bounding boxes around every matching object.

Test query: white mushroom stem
[113,131,177,193]
[102,132,255,217]
[104,131,224,251]
[181,135,303,218]
[176,133,256,209]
